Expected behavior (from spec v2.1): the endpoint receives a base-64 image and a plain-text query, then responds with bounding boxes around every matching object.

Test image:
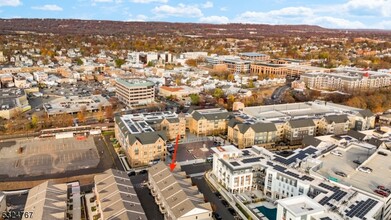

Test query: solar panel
[301,175,314,181]
[230,162,240,166]
[242,157,261,164]
[320,217,332,220]
[242,150,250,156]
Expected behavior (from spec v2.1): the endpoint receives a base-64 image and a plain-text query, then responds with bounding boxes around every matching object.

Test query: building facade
[188,108,233,136]
[116,78,155,107]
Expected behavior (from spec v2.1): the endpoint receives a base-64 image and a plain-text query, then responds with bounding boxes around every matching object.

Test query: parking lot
[176,140,217,164]
[0,136,100,178]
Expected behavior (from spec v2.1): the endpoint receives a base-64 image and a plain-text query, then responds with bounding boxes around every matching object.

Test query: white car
[358,166,372,173]
[331,150,343,157]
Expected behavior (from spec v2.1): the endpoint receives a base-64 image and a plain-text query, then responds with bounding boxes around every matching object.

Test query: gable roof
[251,122,277,133]
[289,119,315,128]
[358,109,374,118]
[128,131,166,145]
[302,136,322,147]
[228,118,241,128]
[324,115,349,124]
[347,130,366,141]
[192,110,232,121]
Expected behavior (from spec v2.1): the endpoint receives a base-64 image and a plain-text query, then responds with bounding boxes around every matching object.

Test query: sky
[1,0,391,29]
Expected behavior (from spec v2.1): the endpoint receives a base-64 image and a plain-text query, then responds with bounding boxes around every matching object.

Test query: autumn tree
[77,106,87,123]
[189,94,200,105]
[105,105,114,119]
[185,59,198,67]
[213,88,224,99]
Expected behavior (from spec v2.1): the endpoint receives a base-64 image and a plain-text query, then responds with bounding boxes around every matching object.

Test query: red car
[374,189,389,197]
[377,186,391,193]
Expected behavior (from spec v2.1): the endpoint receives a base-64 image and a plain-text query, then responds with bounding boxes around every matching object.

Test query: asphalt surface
[192,177,235,220]
[102,134,124,171]
[0,136,118,184]
[181,163,212,175]
[5,193,28,220]
[130,174,164,220]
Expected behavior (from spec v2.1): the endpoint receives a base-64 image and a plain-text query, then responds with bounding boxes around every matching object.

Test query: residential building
[43,95,111,117]
[285,119,316,145]
[116,78,155,107]
[239,52,270,62]
[188,108,233,136]
[318,115,350,135]
[159,86,201,99]
[33,72,48,82]
[94,169,147,220]
[301,70,391,92]
[251,62,328,79]
[22,181,68,220]
[228,119,278,149]
[148,162,213,220]
[276,196,326,220]
[115,112,179,167]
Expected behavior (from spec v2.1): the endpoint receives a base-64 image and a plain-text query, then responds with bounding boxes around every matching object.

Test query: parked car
[378,151,388,156]
[227,208,237,216]
[377,185,391,194]
[212,212,222,220]
[139,170,148,175]
[374,189,389,197]
[127,171,136,176]
[358,166,372,173]
[353,160,362,165]
[335,171,347,177]
[331,150,343,157]
[221,200,229,207]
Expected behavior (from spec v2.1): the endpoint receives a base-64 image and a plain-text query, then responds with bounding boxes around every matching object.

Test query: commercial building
[148,162,213,220]
[115,78,155,107]
[115,111,186,167]
[188,108,233,136]
[0,88,31,119]
[22,181,68,220]
[301,70,391,92]
[239,52,270,62]
[276,196,326,220]
[94,169,147,220]
[206,56,251,73]
[250,62,328,79]
[43,95,111,117]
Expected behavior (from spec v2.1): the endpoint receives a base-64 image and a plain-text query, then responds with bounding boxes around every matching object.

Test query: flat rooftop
[44,95,111,115]
[119,111,178,134]
[278,195,325,216]
[316,143,391,194]
[116,78,155,87]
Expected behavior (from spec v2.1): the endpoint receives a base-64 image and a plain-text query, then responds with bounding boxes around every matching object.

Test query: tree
[213,88,224,99]
[175,78,182,86]
[75,58,83,66]
[189,94,200,105]
[248,80,255,88]
[185,59,198,67]
[31,114,39,128]
[227,73,235,82]
[147,61,154,67]
[115,59,125,68]
[105,105,114,119]
[77,106,87,123]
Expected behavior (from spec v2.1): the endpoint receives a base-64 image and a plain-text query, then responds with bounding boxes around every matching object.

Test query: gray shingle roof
[324,115,349,124]
[128,131,167,145]
[347,130,366,140]
[289,119,315,128]
[192,110,232,121]
[302,136,322,147]
[358,109,374,118]
[228,118,241,128]
[251,122,277,133]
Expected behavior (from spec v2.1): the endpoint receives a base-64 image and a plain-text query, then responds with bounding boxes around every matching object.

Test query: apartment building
[206,56,251,73]
[318,115,350,135]
[301,70,391,92]
[211,144,386,219]
[148,162,213,220]
[250,62,328,79]
[94,169,147,220]
[115,78,155,107]
[115,111,186,167]
[285,119,316,145]
[159,86,201,99]
[227,119,278,149]
[22,181,68,220]
[239,52,270,62]
[188,108,233,136]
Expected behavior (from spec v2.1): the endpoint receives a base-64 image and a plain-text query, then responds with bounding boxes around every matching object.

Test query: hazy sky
[2,0,391,29]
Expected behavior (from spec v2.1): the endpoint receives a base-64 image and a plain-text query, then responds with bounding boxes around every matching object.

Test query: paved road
[102,134,124,171]
[192,177,235,220]
[130,174,164,220]
[181,163,212,175]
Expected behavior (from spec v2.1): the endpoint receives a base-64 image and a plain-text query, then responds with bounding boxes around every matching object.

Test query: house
[318,115,350,135]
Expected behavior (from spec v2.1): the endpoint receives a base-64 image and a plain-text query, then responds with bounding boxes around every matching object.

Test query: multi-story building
[115,78,155,107]
[317,115,350,135]
[239,52,270,62]
[227,119,278,148]
[188,108,233,136]
[301,70,391,92]
[211,142,387,220]
[206,56,251,73]
[250,63,287,79]
[115,111,185,167]
[33,72,48,83]
[284,119,316,145]
[94,169,147,220]
[148,162,213,220]
[159,86,201,99]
